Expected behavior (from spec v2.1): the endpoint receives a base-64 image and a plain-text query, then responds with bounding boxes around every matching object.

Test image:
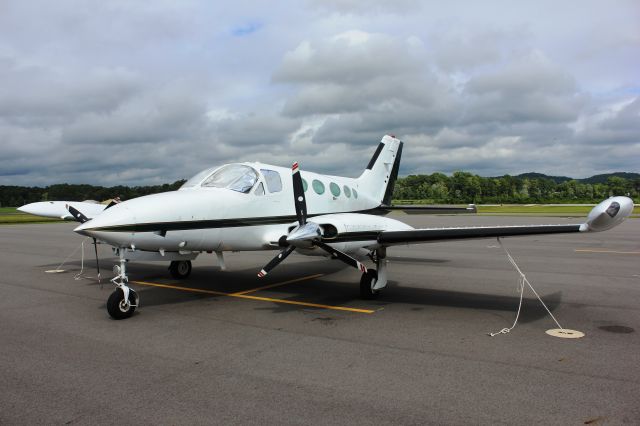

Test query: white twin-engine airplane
[20,135,634,319]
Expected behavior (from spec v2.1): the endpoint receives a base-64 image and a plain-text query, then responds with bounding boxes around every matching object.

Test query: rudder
[357,135,403,206]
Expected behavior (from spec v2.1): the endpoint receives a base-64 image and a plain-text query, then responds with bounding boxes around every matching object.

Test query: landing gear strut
[360,247,388,299]
[107,248,138,320]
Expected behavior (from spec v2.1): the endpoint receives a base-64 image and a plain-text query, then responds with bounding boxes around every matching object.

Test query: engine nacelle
[581,196,634,232]
[294,213,413,255]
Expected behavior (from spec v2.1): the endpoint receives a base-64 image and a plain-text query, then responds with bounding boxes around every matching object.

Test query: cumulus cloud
[274,31,458,146]
[0,0,638,187]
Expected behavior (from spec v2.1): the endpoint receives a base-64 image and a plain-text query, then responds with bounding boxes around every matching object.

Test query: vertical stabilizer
[357,135,403,206]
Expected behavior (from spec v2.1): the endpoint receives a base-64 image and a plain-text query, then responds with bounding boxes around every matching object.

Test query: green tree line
[0,181,186,207]
[1,173,638,207]
[393,172,639,204]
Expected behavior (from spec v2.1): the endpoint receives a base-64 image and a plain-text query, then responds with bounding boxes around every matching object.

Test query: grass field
[0,207,64,224]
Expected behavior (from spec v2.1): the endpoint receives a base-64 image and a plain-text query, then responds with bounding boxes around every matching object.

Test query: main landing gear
[360,248,388,300]
[106,248,138,320]
[360,269,379,299]
[169,260,192,279]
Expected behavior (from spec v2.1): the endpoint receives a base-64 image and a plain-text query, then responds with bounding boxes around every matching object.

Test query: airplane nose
[17,203,39,215]
[73,221,92,237]
[71,202,136,248]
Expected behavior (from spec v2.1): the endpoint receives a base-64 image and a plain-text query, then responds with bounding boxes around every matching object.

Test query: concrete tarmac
[1,214,639,425]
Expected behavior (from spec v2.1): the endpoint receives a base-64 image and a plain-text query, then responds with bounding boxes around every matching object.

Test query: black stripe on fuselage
[366,142,384,170]
[93,215,300,232]
[88,210,384,233]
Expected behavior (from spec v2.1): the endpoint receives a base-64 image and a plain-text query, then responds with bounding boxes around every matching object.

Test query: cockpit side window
[254,182,265,196]
[260,169,282,193]
[201,164,258,193]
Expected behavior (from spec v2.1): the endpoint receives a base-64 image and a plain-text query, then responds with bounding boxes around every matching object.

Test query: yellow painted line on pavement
[131,277,374,314]
[231,293,374,314]
[231,273,324,295]
[575,249,640,255]
[132,281,229,296]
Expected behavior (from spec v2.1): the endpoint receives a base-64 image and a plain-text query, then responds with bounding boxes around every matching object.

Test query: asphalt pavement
[1,214,638,425]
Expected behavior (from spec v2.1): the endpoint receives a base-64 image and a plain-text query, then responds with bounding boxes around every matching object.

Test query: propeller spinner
[257,162,368,277]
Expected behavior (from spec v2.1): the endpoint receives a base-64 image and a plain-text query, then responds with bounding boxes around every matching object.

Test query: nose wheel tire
[107,288,138,320]
[169,260,192,279]
[360,269,379,300]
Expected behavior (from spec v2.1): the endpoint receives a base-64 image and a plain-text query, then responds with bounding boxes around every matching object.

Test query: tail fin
[357,135,403,206]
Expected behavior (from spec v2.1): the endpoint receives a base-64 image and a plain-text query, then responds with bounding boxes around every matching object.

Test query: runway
[1,214,639,424]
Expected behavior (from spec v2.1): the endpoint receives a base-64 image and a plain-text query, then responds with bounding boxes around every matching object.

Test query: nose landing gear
[107,248,138,320]
[107,287,138,319]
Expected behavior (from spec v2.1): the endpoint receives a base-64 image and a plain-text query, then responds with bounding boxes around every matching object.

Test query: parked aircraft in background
[19,135,634,319]
[18,200,109,220]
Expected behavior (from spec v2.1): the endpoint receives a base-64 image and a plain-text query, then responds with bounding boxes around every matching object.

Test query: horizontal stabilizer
[378,204,477,215]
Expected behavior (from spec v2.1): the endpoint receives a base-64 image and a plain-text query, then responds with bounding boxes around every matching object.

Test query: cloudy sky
[1,0,638,186]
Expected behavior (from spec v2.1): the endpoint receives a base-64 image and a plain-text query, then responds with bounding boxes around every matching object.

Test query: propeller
[257,162,368,277]
[66,205,89,223]
[67,204,101,283]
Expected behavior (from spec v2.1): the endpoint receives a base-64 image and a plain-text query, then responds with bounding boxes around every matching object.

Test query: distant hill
[580,172,640,184]
[514,172,572,183]
[494,172,640,184]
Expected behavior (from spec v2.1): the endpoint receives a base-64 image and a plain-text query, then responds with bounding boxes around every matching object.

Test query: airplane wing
[377,196,632,247]
[316,196,632,247]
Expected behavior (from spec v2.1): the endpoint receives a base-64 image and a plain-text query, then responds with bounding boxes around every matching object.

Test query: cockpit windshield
[180,164,259,193]
[201,164,258,193]
[180,166,220,189]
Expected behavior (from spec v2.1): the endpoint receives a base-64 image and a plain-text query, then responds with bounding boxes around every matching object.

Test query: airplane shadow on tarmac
[42,257,561,323]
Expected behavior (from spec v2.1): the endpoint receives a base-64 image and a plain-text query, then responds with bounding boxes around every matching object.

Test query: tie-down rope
[488,237,564,336]
[49,237,100,283]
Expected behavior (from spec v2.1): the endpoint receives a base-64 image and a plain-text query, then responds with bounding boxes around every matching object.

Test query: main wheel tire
[169,260,192,279]
[107,288,137,320]
[360,269,380,300]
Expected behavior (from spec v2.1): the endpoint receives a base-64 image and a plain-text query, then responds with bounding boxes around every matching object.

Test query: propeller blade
[257,245,296,278]
[314,241,368,273]
[292,162,307,226]
[66,205,89,223]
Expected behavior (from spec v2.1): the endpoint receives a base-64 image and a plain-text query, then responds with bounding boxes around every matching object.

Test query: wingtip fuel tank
[580,196,634,232]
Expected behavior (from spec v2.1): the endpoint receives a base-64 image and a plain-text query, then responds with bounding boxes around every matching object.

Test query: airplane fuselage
[75,161,412,254]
